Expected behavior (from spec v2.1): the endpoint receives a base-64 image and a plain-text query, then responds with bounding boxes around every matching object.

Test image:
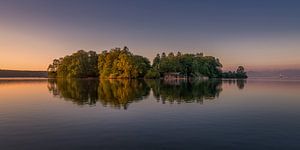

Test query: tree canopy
[47,47,247,79]
[222,66,248,79]
[151,52,223,78]
[98,47,151,79]
[48,50,98,78]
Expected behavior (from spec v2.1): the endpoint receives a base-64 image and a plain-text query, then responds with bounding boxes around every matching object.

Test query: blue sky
[1,0,300,70]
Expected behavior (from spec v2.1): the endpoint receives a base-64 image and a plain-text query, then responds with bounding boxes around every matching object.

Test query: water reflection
[98,79,150,109]
[48,79,150,109]
[146,79,223,104]
[223,79,247,90]
[47,79,246,109]
[48,79,99,105]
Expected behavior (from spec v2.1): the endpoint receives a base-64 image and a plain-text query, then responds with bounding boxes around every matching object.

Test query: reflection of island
[47,79,150,109]
[146,79,222,104]
[98,79,150,109]
[47,79,241,109]
[222,79,247,90]
[236,79,247,89]
[48,79,99,105]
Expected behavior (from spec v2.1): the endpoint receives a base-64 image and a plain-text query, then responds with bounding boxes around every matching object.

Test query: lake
[0,78,300,150]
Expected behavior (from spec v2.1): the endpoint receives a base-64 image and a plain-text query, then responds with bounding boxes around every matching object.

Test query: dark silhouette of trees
[0,70,47,78]
[236,79,247,89]
[47,59,60,77]
[222,66,248,79]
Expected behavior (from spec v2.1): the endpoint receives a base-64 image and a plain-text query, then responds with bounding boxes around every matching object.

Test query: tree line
[48,47,247,79]
[0,70,47,78]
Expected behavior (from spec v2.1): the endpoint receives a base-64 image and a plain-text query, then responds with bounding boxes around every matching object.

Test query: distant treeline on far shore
[0,70,47,78]
[47,46,248,79]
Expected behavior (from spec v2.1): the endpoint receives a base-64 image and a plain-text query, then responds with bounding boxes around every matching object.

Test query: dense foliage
[48,50,98,78]
[151,52,223,78]
[98,47,151,79]
[47,47,247,79]
[144,68,160,79]
[222,66,248,79]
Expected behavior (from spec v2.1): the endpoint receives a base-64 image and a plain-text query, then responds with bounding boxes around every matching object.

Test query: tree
[145,68,160,79]
[47,59,60,77]
[161,52,166,58]
[222,66,247,79]
[236,66,247,78]
[237,66,245,74]
[47,47,246,79]
[152,54,160,70]
[153,52,223,78]
[98,47,151,79]
[47,50,99,78]
[131,55,151,78]
[176,52,182,57]
[87,51,99,77]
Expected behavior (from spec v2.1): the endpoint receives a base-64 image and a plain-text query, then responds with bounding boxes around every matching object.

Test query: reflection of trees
[236,79,247,90]
[222,79,247,90]
[146,79,223,104]
[47,79,99,105]
[98,80,150,109]
[47,79,150,109]
[47,79,228,108]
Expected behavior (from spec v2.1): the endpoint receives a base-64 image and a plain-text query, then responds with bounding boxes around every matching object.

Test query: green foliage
[98,47,151,79]
[47,71,57,78]
[154,52,222,78]
[145,68,160,79]
[48,50,99,78]
[222,66,248,79]
[47,59,60,77]
[152,54,160,70]
[47,47,246,79]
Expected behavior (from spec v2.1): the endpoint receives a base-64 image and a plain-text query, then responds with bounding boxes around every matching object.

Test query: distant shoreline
[2,68,300,79]
[0,70,47,78]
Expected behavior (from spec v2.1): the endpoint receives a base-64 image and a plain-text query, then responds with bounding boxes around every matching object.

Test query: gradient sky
[1,0,300,71]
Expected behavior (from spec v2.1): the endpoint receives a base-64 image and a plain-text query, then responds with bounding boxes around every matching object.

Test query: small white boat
[279,74,284,78]
[279,74,287,79]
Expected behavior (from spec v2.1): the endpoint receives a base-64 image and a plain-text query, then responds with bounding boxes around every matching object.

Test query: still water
[0,78,300,150]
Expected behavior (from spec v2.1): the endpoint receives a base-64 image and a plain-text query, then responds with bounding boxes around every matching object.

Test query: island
[47,47,247,79]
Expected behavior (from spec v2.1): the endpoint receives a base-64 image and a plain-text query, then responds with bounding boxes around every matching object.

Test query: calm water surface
[0,78,300,150]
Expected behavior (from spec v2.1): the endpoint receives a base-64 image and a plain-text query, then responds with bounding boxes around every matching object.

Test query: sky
[0,0,300,71]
